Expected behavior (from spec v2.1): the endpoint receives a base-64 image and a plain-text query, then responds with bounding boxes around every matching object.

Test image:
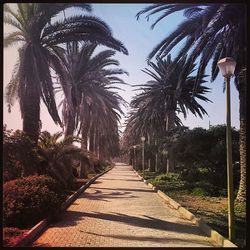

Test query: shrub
[191,187,209,196]
[3,227,28,247]
[150,173,186,193]
[234,202,246,214]
[3,175,65,228]
[185,181,217,196]
[3,127,38,182]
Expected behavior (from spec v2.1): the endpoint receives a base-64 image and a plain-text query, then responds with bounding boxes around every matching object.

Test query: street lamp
[217,57,236,242]
[141,136,145,175]
[133,145,137,170]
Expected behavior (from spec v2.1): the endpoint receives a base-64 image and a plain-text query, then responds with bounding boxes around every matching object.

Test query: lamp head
[141,136,145,142]
[217,57,236,77]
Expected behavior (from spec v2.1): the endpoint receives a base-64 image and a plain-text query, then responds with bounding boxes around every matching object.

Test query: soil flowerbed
[167,194,246,248]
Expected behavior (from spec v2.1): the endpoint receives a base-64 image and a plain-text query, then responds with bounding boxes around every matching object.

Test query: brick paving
[31,163,217,247]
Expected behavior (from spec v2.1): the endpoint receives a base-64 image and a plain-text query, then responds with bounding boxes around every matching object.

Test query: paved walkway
[32,163,217,247]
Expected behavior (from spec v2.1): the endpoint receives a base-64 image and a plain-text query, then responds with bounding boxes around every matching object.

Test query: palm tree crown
[136,4,246,87]
[55,41,127,162]
[4,3,128,143]
[123,55,211,148]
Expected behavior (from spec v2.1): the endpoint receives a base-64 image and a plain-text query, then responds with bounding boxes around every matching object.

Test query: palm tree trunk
[95,128,100,160]
[22,81,40,144]
[89,126,95,152]
[154,137,158,172]
[65,110,75,137]
[147,133,152,171]
[166,110,175,173]
[155,152,158,172]
[79,118,90,178]
[79,129,88,178]
[236,84,246,203]
[81,122,89,150]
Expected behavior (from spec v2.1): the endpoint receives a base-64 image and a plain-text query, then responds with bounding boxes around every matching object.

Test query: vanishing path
[32,163,217,247]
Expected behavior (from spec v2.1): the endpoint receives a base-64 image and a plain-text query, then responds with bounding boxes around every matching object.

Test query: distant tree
[171,125,240,193]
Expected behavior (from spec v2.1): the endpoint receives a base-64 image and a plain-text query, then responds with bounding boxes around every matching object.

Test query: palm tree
[36,131,89,188]
[56,41,127,177]
[4,3,128,144]
[84,84,124,161]
[136,3,246,202]
[123,55,211,172]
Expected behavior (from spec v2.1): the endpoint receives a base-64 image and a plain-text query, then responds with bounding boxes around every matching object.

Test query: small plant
[234,202,246,214]
[191,187,209,197]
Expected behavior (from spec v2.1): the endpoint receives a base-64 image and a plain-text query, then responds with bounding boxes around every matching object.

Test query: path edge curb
[133,169,237,248]
[14,165,114,247]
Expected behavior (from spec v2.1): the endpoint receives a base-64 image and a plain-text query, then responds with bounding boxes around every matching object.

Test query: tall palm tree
[57,42,127,135]
[4,3,128,143]
[123,55,211,172]
[56,41,127,177]
[136,3,246,202]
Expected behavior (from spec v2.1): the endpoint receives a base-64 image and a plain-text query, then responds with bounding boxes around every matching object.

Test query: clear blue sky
[3,3,240,134]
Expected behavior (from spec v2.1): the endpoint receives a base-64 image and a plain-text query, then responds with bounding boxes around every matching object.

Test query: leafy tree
[171,125,240,194]
[4,3,128,143]
[136,3,246,202]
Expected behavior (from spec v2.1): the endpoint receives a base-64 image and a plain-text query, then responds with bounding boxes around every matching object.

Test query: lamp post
[141,136,145,175]
[133,145,137,170]
[217,57,236,242]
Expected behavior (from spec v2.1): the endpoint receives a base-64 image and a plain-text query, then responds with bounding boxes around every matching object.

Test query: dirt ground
[173,195,228,213]
[171,194,246,248]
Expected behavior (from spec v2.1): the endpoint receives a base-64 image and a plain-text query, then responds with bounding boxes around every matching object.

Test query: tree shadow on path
[78,189,139,202]
[94,187,155,193]
[99,178,142,182]
[53,210,204,236]
[84,231,214,246]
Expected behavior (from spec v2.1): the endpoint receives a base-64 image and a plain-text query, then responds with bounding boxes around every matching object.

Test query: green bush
[191,187,209,196]
[234,202,246,214]
[3,127,38,182]
[3,175,65,228]
[185,181,217,196]
[150,173,186,193]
